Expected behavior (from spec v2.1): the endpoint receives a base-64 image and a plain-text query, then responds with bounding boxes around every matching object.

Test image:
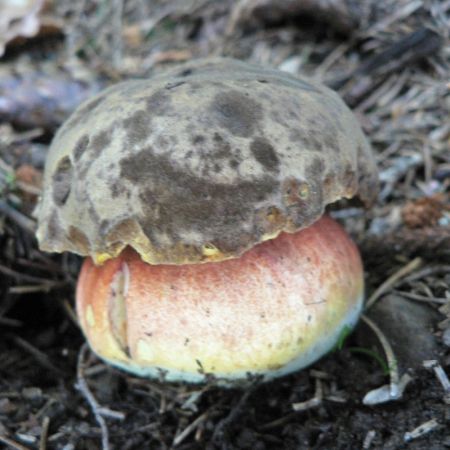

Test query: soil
[0,1,449,449]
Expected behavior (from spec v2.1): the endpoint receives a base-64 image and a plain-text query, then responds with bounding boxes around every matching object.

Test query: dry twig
[173,412,209,447]
[404,418,440,442]
[0,435,30,450]
[365,257,423,309]
[292,377,323,411]
[11,336,65,377]
[76,344,111,450]
[361,315,400,399]
[38,416,50,450]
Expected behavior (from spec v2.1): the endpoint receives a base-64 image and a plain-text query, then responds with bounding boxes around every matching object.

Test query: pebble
[358,295,440,370]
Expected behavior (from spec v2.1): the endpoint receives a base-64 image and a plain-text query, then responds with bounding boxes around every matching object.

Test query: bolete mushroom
[36,58,378,383]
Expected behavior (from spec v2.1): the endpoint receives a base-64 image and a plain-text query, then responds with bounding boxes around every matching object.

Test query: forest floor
[0,0,449,449]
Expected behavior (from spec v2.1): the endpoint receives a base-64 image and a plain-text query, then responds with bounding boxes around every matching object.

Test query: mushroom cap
[36,57,378,265]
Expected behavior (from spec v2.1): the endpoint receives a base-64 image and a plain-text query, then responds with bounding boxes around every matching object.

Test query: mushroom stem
[76,215,364,384]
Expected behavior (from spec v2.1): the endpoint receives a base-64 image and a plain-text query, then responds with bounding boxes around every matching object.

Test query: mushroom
[36,58,378,383]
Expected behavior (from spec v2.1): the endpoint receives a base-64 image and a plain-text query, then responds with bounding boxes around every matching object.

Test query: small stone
[358,295,440,370]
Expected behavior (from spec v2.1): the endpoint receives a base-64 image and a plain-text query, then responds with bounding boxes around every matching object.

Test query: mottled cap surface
[36,57,378,265]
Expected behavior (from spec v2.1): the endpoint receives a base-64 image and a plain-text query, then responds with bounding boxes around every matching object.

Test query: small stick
[0,264,56,285]
[11,336,65,377]
[0,435,30,450]
[355,28,442,77]
[292,378,323,411]
[9,284,62,294]
[111,0,124,69]
[392,290,448,304]
[361,315,399,398]
[362,231,450,264]
[0,200,36,234]
[173,412,208,447]
[61,299,80,328]
[362,430,376,449]
[39,417,50,450]
[309,369,333,380]
[97,407,126,421]
[365,257,422,309]
[325,394,347,403]
[212,389,253,442]
[404,418,439,442]
[403,265,450,284]
[76,344,110,450]
[423,360,450,403]
[259,413,297,431]
[0,316,22,327]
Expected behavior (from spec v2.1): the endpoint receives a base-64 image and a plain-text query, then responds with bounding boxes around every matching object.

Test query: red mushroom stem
[76,215,364,383]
